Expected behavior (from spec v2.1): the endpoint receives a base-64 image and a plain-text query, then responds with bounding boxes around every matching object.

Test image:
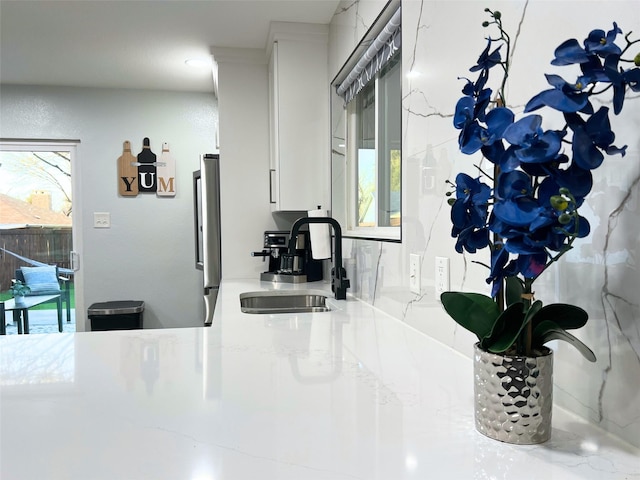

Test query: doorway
[0,140,81,333]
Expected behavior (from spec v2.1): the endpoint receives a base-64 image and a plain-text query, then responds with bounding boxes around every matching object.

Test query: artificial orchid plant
[441,9,640,360]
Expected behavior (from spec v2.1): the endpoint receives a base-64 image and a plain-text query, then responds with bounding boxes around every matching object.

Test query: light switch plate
[435,256,450,298]
[409,254,421,294]
[94,212,111,228]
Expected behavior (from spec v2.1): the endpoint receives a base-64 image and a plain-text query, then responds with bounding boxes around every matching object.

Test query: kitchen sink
[239,291,330,314]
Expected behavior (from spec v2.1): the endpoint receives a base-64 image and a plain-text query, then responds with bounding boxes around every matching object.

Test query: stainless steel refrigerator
[194,154,221,326]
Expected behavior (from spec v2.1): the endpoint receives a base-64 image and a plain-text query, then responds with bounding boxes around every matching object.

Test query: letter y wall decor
[117,137,176,197]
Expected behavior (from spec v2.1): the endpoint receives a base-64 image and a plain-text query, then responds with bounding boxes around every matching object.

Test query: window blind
[336,6,401,105]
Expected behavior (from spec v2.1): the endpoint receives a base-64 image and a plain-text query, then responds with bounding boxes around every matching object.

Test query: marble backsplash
[329,0,640,448]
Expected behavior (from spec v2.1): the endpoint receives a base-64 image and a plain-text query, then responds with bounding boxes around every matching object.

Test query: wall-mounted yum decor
[117,137,176,197]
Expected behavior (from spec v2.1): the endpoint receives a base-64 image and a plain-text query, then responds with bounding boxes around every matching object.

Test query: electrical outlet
[94,212,111,228]
[410,254,421,294]
[435,256,450,298]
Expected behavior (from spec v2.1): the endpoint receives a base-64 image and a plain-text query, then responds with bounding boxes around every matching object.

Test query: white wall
[329,0,640,448]
[0,85,217,330]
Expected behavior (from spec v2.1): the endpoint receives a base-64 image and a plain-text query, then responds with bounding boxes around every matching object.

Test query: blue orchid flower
[483,107,514,138]
[565,107,627,169]
[454,96,475,129]
[481,140,506,166]
[472,69,490,93]
[470,39,503,72]
[603,54,640,114]
[538,167,591,206]
[503,231,548,257]
[462,107,513,154]
[490,207,588,284]
[496,170,533,199]
[492,196,541,229]
[460,78,476,96]
[488,214,520,240]
[460,72,492,99]
[502,115,564,164]
[504,223,563,254]
[581,106,627,154]
[455,100,513,155]
[454,87,493,128]
[516,253,548,278]
[454,226,490,254]
[524,74,592,113]
[538,181,590,244]
[450,173,492,254]
[519,153,569,178]
[584,23,622,57]
[486,245,518,298]
[490,171,581,259]
[554,214,591,241]
[492,169,586,237]
[473,88,493,122]
[457,121,485,154]
[523,213,591,255]
[450,173,491,232]
[551,39,590,66]
[627,68,640,93]
[579,56,610,85]
[493,145,521,172]
[454,96,484,155]
[552,166,592,201]
[496,187,590,264]
[553,23,622,66]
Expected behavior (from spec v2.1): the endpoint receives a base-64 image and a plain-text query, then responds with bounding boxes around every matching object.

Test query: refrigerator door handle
[70,251,80,271]
[199,154,222,326]
[204,286,219,326]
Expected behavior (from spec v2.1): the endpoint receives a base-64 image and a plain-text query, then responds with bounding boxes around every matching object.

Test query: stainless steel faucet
[289,216,350,300]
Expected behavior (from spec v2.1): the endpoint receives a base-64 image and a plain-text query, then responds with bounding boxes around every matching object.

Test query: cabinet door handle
[70,251,80,271]
[269,169,276,204]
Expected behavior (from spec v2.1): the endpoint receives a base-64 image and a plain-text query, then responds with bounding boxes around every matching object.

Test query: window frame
[344,52,402,241]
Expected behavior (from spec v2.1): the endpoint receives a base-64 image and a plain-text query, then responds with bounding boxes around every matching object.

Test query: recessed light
[185,58,212,69]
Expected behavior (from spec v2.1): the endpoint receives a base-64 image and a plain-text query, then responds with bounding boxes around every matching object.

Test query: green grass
[1,284,76,310]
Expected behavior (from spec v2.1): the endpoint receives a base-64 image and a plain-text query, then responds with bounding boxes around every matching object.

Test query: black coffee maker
[252,230,322,283]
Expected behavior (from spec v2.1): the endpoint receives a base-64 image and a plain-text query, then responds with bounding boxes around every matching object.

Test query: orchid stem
[520,278,534,356]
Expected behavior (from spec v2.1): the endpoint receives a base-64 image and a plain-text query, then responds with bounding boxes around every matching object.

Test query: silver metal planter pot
[474,343,553,444]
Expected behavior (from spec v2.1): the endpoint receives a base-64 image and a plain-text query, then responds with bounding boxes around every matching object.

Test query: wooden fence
[0,227,72,292]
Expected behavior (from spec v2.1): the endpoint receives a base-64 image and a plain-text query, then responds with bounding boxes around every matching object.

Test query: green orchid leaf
[524,299,544,326]
[532,319,559,340]
[538,325,597,362]
[531,303,588,331]
[440,292,500,341]
[484,302,527,353]
[505,276,523,306]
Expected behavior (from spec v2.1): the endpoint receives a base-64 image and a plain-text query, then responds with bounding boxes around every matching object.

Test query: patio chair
[14,266,72,323]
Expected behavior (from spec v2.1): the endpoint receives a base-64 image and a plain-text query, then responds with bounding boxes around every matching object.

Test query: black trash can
[88,300,144,331]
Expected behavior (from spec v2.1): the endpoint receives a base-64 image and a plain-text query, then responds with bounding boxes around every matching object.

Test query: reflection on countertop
[1,278,638,480]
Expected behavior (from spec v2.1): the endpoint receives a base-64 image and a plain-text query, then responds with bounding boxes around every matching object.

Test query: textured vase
[474,342,553,444]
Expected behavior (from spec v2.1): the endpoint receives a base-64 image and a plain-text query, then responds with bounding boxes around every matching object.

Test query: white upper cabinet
[267,23,329,212]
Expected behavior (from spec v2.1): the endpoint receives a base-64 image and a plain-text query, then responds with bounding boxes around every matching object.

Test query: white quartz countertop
[1,278,638,479]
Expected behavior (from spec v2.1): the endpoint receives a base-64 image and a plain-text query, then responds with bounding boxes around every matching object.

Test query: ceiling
[0,0,341,93]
